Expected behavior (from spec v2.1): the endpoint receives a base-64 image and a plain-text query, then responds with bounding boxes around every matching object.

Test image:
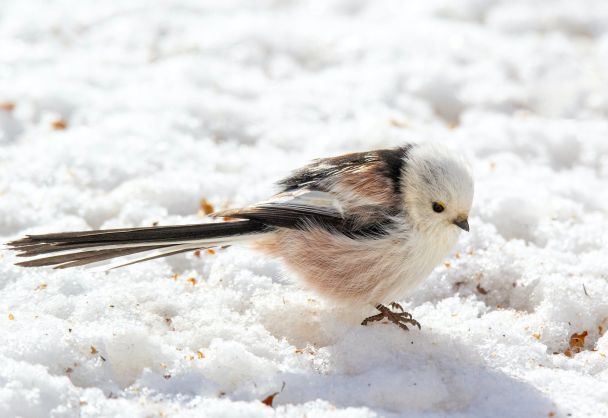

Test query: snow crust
[1,0,608,416]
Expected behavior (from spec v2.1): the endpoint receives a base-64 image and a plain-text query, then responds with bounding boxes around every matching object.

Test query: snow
[1,0,608,416]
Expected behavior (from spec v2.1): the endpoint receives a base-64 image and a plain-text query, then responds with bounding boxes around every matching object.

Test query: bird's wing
[216,186,398,239]
[218,147,414,237]
[278,146,413,211]
[215,189,344,228]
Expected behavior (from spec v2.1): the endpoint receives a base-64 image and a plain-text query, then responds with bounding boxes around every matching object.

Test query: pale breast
[377,227,459,303]
[252,224,457,306]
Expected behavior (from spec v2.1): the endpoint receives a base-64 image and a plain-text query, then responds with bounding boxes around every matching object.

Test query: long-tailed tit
[8,142,474,330]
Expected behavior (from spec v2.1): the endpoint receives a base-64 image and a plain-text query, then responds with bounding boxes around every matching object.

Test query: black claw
[389,302,405,312]
[361,304,421,331]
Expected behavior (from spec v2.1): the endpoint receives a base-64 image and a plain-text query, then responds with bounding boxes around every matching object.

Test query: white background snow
[1,0,608,416]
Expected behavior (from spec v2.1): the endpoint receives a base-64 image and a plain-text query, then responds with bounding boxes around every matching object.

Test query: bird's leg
[361,303,421,331]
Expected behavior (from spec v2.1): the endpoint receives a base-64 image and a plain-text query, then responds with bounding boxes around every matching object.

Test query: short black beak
[453,218,469,232]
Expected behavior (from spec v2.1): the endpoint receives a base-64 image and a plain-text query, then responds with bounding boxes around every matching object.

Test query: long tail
[6,220,270,270]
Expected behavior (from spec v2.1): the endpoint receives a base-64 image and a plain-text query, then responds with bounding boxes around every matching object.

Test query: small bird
[7,142,473,330]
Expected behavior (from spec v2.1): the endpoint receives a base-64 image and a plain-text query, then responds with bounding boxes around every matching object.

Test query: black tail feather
[8,220,267,246]
[15,246,169,268]
[7,220,271,269]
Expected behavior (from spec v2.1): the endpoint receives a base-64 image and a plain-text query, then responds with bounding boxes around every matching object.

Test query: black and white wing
[217,146,413,237]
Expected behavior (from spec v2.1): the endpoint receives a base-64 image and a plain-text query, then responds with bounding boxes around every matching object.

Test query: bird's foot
[361,303,421,331]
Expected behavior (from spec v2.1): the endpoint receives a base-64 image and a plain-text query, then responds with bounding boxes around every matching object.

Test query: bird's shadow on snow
[274,326,559,417]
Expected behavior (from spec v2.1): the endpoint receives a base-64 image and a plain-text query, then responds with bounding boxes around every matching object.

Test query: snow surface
[1,0,608,416]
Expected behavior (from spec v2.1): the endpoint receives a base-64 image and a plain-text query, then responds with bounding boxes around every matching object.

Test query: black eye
[432,202,445,213]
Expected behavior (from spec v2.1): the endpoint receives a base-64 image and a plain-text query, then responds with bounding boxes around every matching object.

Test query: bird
[7,142,474,331]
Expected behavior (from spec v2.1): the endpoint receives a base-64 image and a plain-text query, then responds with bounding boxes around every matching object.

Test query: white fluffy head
[401,142,474,234]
